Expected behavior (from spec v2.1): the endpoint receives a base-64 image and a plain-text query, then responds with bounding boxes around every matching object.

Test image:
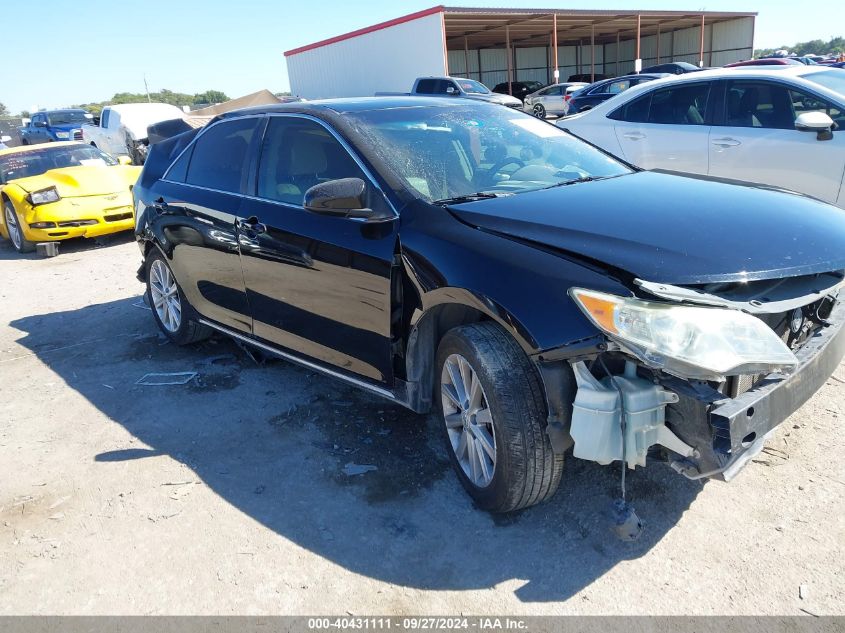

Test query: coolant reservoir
[570,361,690,469]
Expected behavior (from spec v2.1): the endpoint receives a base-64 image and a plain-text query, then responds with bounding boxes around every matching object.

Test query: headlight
[28,186,61,206]
[55,131,70,139]
[570,288,798,380]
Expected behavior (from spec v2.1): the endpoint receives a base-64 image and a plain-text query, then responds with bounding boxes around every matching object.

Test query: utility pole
[143,75,152,103]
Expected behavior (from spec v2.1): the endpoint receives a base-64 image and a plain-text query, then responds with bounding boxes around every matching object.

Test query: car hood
[10,165,141,198]
[446,171,845,285]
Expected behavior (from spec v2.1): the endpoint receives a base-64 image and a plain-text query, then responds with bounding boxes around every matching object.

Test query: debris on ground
[610,499,643,541]
[342,463,378,476]
[799,584,808,600]
[136,372,198,386]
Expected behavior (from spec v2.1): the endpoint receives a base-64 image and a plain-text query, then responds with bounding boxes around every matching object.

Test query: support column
[656,23,661,63]
[635,14,642,72]
[616,31,620,76]
[699,14,705,67]
[506,24,512,95]
[552,13,559,83]
[464,36,470,78]
[590,24,595,82]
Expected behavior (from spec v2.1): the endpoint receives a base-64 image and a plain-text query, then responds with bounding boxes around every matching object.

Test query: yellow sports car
[0,141,141,253]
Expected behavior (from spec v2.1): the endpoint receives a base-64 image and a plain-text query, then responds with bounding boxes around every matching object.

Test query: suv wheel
[436,322,563,512]
[145,249,211,345]
[4,200,34,253]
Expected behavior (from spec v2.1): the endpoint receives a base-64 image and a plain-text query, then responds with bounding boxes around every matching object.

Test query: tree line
[755,36,844,58]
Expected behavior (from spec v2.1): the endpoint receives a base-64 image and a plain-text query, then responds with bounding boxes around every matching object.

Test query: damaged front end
[540,272,845,481]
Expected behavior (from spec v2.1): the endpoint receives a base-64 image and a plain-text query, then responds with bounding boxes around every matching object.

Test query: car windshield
[0,144,118,183]
[47,111,90,125]
[804,70,845,97]
[457,79,490,95]
[351,104,631,202]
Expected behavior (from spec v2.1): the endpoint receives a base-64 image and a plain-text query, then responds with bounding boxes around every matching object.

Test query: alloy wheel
[533,104,546,118]
[441,353,496,487]
[5,204,21,250]
[149,259,182,333]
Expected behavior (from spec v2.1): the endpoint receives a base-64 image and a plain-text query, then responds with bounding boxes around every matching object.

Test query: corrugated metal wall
[287,12,446,99]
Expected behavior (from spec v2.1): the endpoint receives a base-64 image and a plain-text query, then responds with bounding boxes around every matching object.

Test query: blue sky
[3,0,841,114]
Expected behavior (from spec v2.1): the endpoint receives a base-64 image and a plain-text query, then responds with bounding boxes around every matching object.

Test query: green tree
[193,90,228,105]
[755,35,844,58]
[0,102,9,116]
[19,110,30,119]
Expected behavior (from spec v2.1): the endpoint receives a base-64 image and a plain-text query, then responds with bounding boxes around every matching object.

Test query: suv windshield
[456,79,490,95]
[804,70,845,98]
[351,104,631,202]
[47,111,91,126]
[0,144,118,183]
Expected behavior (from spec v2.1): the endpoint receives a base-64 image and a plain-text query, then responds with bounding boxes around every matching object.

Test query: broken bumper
[675,299,845,480]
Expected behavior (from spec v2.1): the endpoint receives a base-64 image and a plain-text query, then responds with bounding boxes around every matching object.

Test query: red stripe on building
[284,5,445,57]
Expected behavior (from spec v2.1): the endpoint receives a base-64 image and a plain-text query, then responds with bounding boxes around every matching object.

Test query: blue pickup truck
[19,109,92,145]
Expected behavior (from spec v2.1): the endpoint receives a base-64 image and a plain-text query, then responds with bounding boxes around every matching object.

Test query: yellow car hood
[9,165,141,198]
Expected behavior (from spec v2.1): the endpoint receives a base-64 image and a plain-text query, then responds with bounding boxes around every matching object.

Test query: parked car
[376,77,522,108]
[565,73,668,115]
[559,66,845,208]
[82,103,185,164]
[523,82,587,117]
[568,73,608,83]
[492,80,545,102]
[724,58,803,68]
[134,97,845,513]
[19,109,92,145]
[0,142,140,253]
[640,62,704,75]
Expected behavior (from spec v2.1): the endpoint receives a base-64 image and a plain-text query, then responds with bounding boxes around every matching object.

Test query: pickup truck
[82,103,185,164]
[20,109,92,145]
[377,77,522,108]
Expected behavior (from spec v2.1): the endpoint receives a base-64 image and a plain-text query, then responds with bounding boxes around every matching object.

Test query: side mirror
[446,86,458,95]
[795,111,835,140]
[303,178,373,219]
[117,156,133,165]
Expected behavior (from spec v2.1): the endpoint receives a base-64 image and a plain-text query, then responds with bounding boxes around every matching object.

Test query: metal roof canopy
[442,7,756,49]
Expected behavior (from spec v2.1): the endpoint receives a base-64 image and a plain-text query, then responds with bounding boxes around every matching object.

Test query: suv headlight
[570,288,798,380]
[28,186,61,206]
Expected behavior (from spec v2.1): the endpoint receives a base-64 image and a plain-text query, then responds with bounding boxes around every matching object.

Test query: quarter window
[185,117,261,193]
[256,117,367,206]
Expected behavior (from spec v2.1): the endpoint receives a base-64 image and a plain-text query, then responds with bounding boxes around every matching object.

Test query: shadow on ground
[8,296,704,602]
[0,231,134,261]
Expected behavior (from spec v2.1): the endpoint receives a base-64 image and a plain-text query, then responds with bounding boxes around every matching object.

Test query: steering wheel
[481,157,526,187]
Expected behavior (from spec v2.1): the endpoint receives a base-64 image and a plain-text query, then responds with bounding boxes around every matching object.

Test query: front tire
[436,322,563,512]
[533,103,546,118]
[145,249,211,345]
[4,200,35,253]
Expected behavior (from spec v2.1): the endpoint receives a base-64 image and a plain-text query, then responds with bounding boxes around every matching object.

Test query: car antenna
[598,356,643,541]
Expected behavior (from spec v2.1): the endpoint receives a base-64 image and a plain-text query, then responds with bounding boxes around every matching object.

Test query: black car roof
[218,96,501,118]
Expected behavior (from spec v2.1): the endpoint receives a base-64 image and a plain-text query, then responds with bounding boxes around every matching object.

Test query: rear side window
[605,80,632,94]
[256,117,367,206]
[609,93,651,123]
[416,79,436,94]
[185,117,261,193]
[544,86,562,96]
[647,83,710,125]
[101,110,110,128]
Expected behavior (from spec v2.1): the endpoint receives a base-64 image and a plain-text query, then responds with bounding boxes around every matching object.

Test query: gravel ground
[0,234,843,615]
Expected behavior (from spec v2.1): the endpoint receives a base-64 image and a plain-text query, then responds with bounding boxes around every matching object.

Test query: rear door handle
[712,137,741,147]
[238,215,266,234]
[622,132,645,141]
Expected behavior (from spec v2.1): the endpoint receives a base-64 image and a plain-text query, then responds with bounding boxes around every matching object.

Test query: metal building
[285,6,757,99]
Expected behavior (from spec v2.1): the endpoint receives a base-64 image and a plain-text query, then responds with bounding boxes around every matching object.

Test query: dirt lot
[0,233,843,615]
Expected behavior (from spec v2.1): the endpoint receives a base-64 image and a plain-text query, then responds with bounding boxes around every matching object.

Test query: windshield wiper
[432,192,508,205]
[541,176,605,190]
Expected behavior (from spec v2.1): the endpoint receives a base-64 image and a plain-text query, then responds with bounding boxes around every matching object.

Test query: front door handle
[712,137,741,147]
[239,215,266,234]
[622,132,645,141]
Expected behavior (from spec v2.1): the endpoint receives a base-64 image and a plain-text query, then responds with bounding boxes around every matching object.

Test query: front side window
[185,117,261,194]
[789,88,843,130]
[257,117,367,206]
[647,83,710,125]
[350,105,630,202]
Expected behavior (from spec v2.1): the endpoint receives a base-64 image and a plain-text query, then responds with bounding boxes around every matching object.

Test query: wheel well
[403,303,490,413]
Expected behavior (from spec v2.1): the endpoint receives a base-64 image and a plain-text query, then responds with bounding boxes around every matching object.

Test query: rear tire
[532,103,546,118]
[436,322,563,512]
[145,249,211,345]
[4,200,35,253]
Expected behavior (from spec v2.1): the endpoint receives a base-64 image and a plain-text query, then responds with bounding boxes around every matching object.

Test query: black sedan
[492,80,545,102]
[639,61,705,74]
[134,98,845,513]
[566,73,668,115]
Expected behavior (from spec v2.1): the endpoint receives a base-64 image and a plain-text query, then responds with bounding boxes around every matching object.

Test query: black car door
[237,114,398,384]
[152,115,265,333]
